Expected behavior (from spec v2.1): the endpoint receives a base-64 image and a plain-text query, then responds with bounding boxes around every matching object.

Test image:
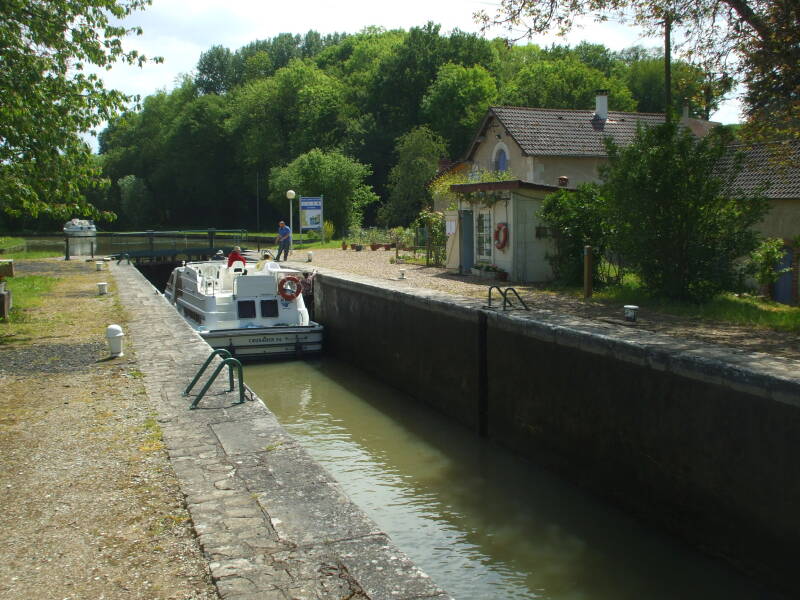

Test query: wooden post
[64,236,70,261]
[583,245,593,299]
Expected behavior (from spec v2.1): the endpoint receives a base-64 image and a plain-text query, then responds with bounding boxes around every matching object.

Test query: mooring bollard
[105,324,124,357]
[97,282,108,295]
[624,305,639,322]
[95,261,103,271]
[64,237,70,261]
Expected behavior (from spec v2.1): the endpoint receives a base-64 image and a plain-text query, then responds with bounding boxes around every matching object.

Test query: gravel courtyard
[282,247,800,362]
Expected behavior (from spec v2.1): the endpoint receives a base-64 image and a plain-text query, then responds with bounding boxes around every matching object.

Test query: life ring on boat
[278,275,302,301]
[494,223,509,249]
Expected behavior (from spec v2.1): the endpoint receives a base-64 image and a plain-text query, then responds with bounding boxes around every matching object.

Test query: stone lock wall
[315,271,800,596]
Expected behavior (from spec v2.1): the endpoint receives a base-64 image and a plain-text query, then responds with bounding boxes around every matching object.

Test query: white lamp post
[286,189,296,251]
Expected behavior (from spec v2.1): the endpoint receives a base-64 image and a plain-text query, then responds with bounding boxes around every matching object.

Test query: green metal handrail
[184,349,246,409]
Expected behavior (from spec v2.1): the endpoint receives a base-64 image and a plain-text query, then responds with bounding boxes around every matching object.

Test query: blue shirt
[278,225,291,242]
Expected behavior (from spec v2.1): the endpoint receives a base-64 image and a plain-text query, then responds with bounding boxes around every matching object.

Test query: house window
[476,210,493,260]
[494,148,508,172]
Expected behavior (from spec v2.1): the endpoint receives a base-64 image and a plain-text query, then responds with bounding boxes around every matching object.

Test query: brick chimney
[594,89,609,120]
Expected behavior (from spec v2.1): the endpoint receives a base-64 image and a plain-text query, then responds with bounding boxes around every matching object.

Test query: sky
[92,0,742,144]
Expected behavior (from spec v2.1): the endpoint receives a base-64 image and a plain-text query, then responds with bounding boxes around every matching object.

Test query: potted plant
[341,239,348,250]
[367,228,381,251]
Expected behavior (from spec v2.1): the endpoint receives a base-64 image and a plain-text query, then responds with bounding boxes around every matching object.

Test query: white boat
[164,258,323,359]
[63,218,96,236]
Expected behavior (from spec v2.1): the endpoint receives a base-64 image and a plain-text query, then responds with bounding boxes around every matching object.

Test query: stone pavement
[110,261,451,600]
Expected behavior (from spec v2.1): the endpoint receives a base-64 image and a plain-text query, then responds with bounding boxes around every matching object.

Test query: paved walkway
[111,261,451,600]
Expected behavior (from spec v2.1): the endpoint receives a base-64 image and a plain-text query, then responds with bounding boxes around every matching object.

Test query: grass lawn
[575,275,800,332]
[1,275,58,340]
[0,236,26,252]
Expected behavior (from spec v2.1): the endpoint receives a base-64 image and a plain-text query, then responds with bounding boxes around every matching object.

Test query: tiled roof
[719,142,800,199]
[485,106,666,158]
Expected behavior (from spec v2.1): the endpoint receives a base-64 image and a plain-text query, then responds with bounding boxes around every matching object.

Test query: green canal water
[245,358,775,600]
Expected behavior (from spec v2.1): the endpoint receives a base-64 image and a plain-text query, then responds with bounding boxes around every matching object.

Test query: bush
[539,184,611,285]
[749,238,791,293]
[323,220,335,241]
[602,123,768,302]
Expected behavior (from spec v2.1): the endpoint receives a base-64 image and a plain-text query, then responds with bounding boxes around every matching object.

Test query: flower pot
[471,268,482,277]
[495,272,508,281]
[370,243,380,251]
[383,244,391,250]
[341,242,347,250]
[354,244,364,251]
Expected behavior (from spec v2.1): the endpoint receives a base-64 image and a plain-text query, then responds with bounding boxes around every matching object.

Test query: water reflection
[246,358,775,600]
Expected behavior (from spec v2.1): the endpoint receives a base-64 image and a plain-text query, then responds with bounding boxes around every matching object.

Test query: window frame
[476,209,493,261]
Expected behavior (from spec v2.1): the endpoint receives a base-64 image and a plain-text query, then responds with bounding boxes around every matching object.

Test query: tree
[226,60,346,172]
[268,149,378,236]
[601,122,768,301]
[196,45,234,95]
[422,64,498,156]
[622,57,731,118]
[477,0,800,140]
[1,0,157,219]
[379,127,447,227]
[501,57,637,111]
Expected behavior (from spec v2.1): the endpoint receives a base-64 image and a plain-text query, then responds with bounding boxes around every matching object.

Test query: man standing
[276,220,291,261]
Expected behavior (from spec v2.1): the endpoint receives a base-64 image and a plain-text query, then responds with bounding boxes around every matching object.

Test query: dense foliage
[479,0,799,143]
[0,0,157,221]
[268,149,378,236]
[539,184,610,285]
[88,25,734,232]
[601,123,768,301]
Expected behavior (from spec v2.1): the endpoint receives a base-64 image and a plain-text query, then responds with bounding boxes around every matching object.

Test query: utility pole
[255,169,260,234]
[664,13,672,122]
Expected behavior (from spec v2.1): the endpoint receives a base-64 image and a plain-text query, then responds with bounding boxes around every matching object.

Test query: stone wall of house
[315,270,800,596]
[531,155,605,187]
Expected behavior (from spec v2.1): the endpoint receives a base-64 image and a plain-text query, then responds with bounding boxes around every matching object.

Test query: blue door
[459,210,474,274]
[773,247,794,305]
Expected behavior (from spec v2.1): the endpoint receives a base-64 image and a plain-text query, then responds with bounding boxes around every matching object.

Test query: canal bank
[312,267,800,596]
[109,261,451,599]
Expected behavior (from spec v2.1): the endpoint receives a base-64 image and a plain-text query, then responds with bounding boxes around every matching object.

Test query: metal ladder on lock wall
[184,349,249,409]
[485,286,530,312]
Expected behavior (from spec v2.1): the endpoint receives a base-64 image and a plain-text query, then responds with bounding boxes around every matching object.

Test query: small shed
[447,180,567,282]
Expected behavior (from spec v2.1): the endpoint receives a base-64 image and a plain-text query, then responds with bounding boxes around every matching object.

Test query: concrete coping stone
[311,266,800,406]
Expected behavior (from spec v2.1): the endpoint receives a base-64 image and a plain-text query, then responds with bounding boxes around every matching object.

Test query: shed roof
[450,180,568,194]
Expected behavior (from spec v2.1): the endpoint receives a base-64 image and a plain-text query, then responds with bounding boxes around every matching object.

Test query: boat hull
[199,324,323,359]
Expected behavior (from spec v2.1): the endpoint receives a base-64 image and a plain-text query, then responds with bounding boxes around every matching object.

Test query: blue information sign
[299,196,323,230]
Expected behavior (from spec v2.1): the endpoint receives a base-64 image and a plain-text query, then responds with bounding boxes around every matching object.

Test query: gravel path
[0,260,217,600]
[277,247,800,362]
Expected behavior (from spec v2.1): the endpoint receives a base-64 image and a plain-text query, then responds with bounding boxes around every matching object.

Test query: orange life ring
[494,223,509,249]
[278,275,302,301]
